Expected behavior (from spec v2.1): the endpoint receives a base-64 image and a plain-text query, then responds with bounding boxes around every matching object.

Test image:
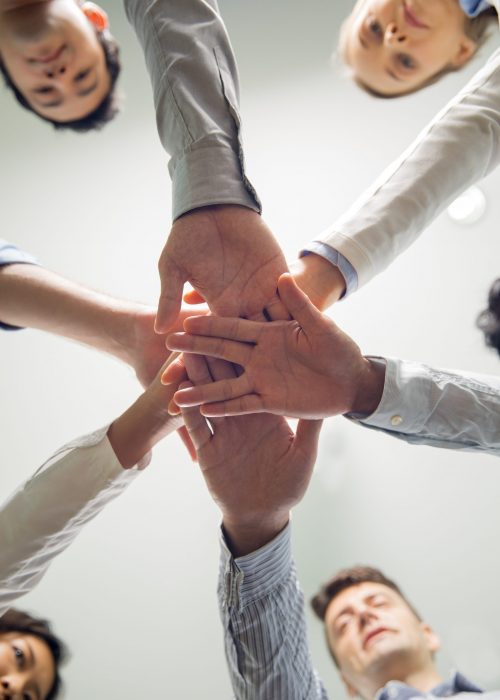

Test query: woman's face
[342,0,477,95]
[0,632,55,700]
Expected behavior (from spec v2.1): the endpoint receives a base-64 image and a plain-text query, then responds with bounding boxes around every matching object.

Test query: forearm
[124,0,259,219]
[353,358,500,455]
[318,49,500,289]
[0,428,137,616]
[219,524,328,700]
[0,263,148,364]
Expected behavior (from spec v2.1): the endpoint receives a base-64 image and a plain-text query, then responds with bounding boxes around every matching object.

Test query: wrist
[290,254,346,310]
[222,512,290,557]
[349,358,386,416]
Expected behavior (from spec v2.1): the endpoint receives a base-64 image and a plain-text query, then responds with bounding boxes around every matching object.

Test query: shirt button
[391,415,403,426]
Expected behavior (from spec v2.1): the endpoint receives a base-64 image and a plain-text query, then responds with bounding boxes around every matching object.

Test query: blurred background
[1,0,499,697]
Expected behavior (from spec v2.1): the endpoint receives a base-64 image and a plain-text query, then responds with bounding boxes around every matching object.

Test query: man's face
[342,0,477,96]
[0,632,56,700]
[325,582,440,696]
[0,0,111,122]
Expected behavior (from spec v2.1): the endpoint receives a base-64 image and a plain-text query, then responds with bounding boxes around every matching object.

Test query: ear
[449,35,476,69]
[81,2,109,32]
[341,673,359,698]
[421,622,441,655]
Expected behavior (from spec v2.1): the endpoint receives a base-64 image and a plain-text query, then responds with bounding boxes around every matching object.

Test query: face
[342,0,477,96]
[0,0,111,122]
[0,632,55,700]
[325,583,440,697]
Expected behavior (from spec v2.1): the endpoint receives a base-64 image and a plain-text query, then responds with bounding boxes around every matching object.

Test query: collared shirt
[0,427,142,616]
[219,523,499,700]
[0,239,38,331]
[459,0,497,17]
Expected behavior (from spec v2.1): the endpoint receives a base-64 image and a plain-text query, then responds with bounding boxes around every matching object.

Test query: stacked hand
[165,274,385,419]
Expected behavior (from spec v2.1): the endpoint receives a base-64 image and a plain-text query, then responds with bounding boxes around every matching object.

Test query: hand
[130,306,208,387]
[180,353,322,556]
[167,274,385,419]
[288,254,346,310]
[155,204,289,333]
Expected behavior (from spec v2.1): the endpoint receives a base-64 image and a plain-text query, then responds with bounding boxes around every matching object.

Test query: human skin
[342,0,477,96]
[0,0,111,121]
[324,582,442,700]
[0,631,55,700]
[165,274,386,419]
[155,204,290,333]
[179,353,322,556]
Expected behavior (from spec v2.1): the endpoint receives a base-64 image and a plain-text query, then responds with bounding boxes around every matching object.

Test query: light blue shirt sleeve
[300,241,358,298]
[218,523,329,700]
[0,240,38,331]
[459,0,494,17]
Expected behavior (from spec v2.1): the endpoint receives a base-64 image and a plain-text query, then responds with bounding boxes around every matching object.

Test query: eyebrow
[77,81,98,98]
[35,81,99,110]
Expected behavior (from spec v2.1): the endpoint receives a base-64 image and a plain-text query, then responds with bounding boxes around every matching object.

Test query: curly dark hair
[0,608,69,700]
[311,565,421,667]
[477,278,500,356]
[0,30,121,132]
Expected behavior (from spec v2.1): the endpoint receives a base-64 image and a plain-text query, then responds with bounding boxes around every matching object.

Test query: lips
[403,2,429,29]
[363,627,394,649]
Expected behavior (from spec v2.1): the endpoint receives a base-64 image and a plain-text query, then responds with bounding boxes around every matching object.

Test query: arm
[169,276,500,455]
[0,243,198,387]
[0,370,183,615]
[299,49,500,306]
[178,353,326,699]
[219,524,329,700]
[124,0,288,328]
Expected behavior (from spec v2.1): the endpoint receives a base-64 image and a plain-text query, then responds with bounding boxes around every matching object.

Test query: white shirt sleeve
[0,426,141,617]
[351,358,500,455]
[314,48,500,289]
[124,0,260,220]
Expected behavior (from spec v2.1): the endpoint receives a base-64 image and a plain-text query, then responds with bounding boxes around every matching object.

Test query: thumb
[155,258,186,334]
[295,418,323,456]
[277,273,323,331]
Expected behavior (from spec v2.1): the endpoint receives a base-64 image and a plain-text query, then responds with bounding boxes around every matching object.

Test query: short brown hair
[0,608,69,700]
[477,277,500,356]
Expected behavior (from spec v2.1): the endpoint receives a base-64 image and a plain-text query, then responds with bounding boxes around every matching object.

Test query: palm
[156,205,288,330]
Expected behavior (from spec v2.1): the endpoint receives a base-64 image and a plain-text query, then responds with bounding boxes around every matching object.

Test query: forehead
[325,582,406,620]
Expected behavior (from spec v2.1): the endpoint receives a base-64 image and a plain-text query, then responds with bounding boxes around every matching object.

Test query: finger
[205,356,238,381]
[179,384,212,451]
[247,310,268,322]
[265,293,292,321]
[176,425,198,462]
[183,315,262,343]
[295,419,323,453]
[183,352,213,386]
[168,397,181,416]
[156,257,186,334]
[277,274,323,330]
[161,354,186,385]
[174,372,251,408]
[167,333,253,367]
[200,393,266,417]
[183,289,206,305]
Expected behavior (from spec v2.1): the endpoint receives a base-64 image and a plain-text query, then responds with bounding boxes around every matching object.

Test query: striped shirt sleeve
[218,523,329,700]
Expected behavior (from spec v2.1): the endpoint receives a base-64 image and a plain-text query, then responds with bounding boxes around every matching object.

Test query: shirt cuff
[170,140,261,221]
[300,241,358,298]
[219,522,292,611]
[349,357,431,435]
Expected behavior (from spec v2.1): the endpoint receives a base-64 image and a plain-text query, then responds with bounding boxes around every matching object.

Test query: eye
[12,644,25,666]
[398,53,416,70]
[75,68,91,82]
[368,17,383,38]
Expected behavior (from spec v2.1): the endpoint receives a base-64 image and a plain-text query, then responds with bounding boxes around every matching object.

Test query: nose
[1,676,22,700]
[384,21,407,45]
[357,607,377,630]
[43,60,67,79]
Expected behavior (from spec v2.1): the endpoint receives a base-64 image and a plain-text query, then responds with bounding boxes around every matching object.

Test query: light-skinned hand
[166,274,385,419]
[180,353,322,556]
[155,204,289,333]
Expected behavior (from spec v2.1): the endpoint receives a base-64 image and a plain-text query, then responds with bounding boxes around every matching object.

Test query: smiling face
[0,0,111,122]
[325,582,440,698]
[341,0,477,96]
[0,632,56,700]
